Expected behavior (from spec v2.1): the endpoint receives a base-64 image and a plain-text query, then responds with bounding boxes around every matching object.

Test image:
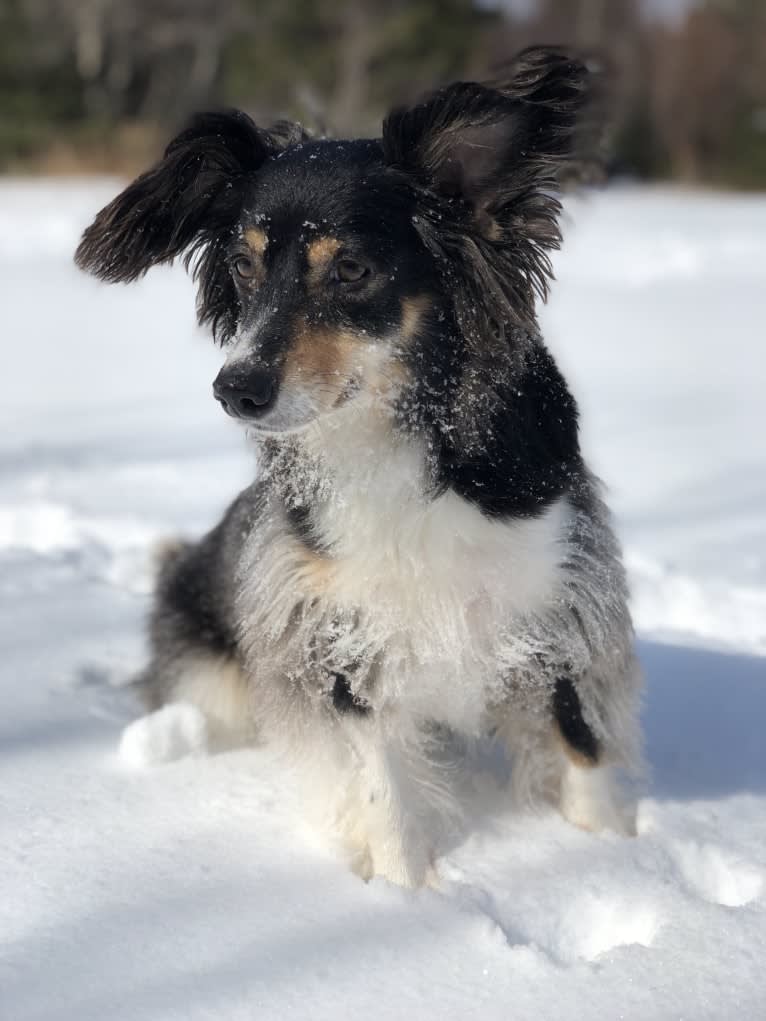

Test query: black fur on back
[151,485,263,660]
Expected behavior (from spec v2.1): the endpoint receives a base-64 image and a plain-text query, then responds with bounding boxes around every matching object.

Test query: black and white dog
[76,47,641,886]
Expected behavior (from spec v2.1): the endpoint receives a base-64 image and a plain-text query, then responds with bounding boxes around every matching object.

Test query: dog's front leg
[337,716,437,888]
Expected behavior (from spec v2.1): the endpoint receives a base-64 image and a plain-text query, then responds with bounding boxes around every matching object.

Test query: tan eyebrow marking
[244,227,268,255]
[306,236,342,268]
[305,237,342,289]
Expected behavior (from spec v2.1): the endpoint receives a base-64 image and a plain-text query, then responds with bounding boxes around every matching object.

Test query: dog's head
[76,47,601,435]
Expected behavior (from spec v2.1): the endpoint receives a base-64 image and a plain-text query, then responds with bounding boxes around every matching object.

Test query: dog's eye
[333,259,369,284]
[233,255,257,281]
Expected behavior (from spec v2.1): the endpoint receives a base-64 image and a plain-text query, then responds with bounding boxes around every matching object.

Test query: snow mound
[673,840,764,908]
[549,892,661,963]
[119,704,210,766]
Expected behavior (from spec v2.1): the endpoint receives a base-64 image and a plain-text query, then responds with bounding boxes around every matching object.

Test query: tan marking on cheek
[399,294,431,344]
[282,321,412,408]
[282,323,360,407]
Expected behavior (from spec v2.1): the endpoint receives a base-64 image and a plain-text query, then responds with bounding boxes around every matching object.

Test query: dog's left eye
[233,255,257,280]
[333,259,369,284]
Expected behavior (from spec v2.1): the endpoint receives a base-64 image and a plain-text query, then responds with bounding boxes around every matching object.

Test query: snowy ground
[1,181,764,1019]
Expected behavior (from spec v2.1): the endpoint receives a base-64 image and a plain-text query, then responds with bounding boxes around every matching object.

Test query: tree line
[0,0,764,187]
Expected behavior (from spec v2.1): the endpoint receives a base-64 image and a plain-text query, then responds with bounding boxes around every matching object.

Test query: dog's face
[211,141,436,432]
[75,47,599,435]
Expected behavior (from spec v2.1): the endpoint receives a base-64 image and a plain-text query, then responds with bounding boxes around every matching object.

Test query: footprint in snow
[546,892,660,963]
[444,877,658,964]
[673,840,763,908]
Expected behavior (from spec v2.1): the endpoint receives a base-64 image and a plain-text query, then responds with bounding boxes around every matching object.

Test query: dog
[75,46,641,887]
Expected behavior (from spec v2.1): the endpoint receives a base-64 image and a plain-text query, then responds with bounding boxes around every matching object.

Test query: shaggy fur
[76,46,641,887]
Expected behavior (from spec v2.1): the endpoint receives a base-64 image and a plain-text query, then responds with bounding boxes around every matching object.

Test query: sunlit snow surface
[1,181,764,1019]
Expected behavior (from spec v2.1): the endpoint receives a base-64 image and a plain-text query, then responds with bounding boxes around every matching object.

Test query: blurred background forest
[0,0,764,187]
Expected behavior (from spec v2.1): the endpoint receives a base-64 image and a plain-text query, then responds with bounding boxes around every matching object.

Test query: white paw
[344,836,434,889]
[119,703,209,767]
[372,844,433,889]
[340,819,434,888]
[346,841,375,883]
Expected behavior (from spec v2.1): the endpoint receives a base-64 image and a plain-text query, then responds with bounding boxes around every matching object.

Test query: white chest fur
[240,406,571,730]
[308,409,567,611]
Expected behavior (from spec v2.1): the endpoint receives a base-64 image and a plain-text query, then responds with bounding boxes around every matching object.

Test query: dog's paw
[347,842,375,883]
[368,840,437,889]
[119,703,209,767]
[344,835,436,888]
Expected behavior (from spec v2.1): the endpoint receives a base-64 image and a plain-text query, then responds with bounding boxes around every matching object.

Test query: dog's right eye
[333,259,370,285]
[233,256,257,281]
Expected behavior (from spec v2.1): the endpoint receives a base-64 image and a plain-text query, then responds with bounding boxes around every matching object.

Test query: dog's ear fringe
[487,45,610,185]
[75,111,270,285]
[382,45,609,337]
[74,111,310,343]
[383,46,606,190]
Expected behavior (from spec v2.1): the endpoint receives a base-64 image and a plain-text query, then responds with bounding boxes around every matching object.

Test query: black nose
[213,369,277,419]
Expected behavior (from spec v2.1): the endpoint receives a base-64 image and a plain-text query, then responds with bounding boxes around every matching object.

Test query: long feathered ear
[75,110,274,285]
[75,111,304,342]
[381,46,605,333]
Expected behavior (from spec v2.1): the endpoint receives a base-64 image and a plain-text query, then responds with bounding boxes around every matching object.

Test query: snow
[119,704,210,767]
[1,180,765,1019]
